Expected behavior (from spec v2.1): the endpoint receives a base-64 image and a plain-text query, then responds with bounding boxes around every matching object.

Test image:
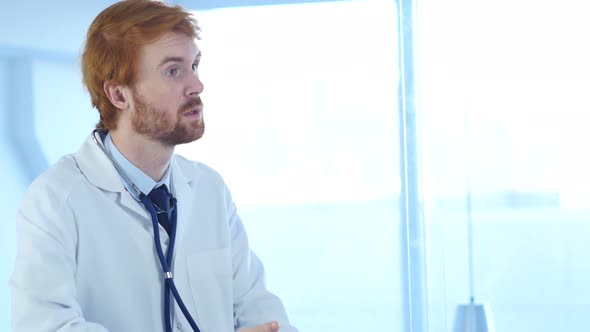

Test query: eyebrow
[157,52,202,68]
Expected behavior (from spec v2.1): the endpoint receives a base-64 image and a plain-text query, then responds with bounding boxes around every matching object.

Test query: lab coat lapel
[119,189,151,223]
[170,157,194,260]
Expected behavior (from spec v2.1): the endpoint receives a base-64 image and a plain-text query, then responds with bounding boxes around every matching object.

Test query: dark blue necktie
[148,184,173,235]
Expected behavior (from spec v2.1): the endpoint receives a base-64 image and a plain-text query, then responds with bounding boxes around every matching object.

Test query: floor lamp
[453,112,495,332]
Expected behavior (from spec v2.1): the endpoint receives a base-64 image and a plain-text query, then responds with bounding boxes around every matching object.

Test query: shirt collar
[103,132,172,199]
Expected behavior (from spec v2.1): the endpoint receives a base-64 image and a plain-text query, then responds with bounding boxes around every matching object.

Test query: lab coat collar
[76,133,152,224]
[75,132,195,233]
[76,132,126,194]
[76,132,194,195]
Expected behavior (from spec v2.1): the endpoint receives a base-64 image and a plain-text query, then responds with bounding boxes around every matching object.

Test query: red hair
[82,0,200,130]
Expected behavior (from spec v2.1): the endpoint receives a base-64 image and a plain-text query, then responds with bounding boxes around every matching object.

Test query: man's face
[130,31,204,146]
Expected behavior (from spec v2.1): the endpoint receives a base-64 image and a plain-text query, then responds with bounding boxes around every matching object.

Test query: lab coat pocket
[186,248,234,332]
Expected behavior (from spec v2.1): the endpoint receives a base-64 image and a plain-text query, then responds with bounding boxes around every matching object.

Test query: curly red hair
[82,0,200,130]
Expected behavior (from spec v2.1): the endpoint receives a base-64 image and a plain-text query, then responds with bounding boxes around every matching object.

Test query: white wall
[0,7,100,327]
[0,1,116,54]
[0,59,31,332]
[33,59,97,164]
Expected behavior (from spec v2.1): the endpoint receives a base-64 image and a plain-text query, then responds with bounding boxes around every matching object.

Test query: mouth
[183,105,202,118]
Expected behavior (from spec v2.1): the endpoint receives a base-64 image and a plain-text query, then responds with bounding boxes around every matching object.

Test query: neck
[109,129,174,182]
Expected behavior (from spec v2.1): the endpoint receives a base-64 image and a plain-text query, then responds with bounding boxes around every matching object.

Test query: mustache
[179,97,203,113]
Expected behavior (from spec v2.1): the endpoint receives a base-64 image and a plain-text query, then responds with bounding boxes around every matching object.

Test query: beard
[131,89,205,146]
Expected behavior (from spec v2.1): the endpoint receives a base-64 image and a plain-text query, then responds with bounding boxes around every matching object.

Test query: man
[11,1,297,331]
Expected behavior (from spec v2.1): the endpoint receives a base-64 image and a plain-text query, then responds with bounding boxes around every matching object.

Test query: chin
[175,126,205,145]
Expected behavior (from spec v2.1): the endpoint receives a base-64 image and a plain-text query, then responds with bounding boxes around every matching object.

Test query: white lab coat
[11,134,297,332]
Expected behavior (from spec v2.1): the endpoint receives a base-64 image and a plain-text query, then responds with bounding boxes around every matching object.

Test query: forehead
[139,31,200,66]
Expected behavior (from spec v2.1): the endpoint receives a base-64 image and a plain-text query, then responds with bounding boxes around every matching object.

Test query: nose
[186,72,204,97]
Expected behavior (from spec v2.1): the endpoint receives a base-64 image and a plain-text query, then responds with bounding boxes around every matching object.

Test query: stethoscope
[92,130,200,332]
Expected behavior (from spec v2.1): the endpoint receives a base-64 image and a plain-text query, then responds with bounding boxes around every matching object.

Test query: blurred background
[2,0,590,331]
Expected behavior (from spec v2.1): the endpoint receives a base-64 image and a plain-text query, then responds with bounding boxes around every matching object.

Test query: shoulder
[20,154,87,216]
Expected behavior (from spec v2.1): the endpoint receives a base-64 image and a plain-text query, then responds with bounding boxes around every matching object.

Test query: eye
[166,68,180,77]
[191,62,199,72]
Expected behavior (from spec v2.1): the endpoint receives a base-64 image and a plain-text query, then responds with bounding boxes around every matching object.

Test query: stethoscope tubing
[142,194,201,332]
[93,130,200,332]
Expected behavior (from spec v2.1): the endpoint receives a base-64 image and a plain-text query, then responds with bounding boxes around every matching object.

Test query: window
[177,1,403,330]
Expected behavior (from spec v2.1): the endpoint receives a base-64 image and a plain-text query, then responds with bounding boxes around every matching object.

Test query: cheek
[152,94,179,114]
[137,81,184,114]
[152,85,182,105]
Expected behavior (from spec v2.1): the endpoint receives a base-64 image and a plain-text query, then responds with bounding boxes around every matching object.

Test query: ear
[103,81,131,110]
